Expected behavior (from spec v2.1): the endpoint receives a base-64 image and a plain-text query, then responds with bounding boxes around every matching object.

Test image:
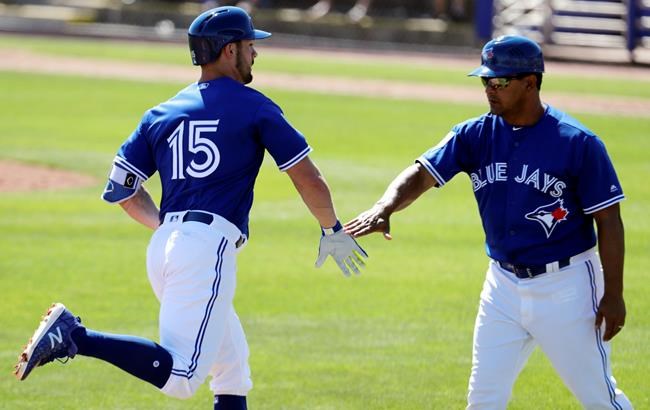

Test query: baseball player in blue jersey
[14,6,366,409]
[345,35,633,408]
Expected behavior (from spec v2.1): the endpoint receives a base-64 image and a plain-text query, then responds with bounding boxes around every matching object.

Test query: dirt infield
[0,160,96,193]
[1,46,647,192]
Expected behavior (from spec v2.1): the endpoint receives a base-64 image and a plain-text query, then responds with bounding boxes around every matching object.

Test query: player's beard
[236,44,253,84]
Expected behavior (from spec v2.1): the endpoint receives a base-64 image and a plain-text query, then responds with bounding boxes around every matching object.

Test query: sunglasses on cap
[480,74,530,90]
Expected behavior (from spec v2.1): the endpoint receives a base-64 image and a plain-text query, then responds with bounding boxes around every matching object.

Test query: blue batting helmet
[188,6,271,66]
[468,35,544,77]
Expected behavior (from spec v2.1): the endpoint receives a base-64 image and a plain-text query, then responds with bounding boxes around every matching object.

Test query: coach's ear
[523,74,536,90]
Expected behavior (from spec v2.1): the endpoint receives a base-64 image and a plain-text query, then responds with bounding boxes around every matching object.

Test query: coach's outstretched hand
[344,205,393,240]
[315,230,368,277]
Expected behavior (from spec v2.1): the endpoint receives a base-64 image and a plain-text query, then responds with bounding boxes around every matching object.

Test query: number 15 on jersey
[167,119,221,180]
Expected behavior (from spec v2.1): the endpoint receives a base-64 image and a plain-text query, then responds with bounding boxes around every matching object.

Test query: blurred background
[0,0,649,65]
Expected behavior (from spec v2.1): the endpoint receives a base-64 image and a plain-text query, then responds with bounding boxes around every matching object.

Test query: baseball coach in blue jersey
[345,35,632,408]
[15,6,367,409]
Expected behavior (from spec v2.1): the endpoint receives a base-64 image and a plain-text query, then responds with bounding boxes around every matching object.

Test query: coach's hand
[596,293,626,341]
[344,205,392,240]
[315,228,368,277]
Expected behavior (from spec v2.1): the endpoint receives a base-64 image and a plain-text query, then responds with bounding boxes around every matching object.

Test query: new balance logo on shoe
[48,327,63,348]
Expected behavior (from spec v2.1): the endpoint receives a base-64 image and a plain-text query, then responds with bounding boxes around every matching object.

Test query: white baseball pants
[467,248,633,409]
[146,211,252,399]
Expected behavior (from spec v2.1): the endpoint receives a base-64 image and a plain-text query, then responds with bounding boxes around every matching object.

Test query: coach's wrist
[373,200,394,216]
[321,220,343,236]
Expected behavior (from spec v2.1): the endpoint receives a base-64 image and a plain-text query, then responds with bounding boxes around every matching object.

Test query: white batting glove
[315,221,368,277]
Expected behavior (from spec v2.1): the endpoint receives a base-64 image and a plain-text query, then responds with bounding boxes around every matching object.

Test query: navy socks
[214,395,247,410]
[72,328,173,389]
[70,328,246,405]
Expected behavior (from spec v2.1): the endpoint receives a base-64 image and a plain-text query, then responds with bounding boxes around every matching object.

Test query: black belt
[182,211,245,248]
[498,257,571,279]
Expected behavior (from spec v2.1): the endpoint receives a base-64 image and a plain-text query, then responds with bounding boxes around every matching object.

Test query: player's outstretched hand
[315,230,368,277]
[344,206,392,240]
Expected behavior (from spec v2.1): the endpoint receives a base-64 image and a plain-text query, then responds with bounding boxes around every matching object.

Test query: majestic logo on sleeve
[525,199,569,238]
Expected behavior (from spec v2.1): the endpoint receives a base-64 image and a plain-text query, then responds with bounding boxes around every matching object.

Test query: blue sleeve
[255,102,312,171]
[101,112,157,203]
[116,112,157,180]
[416,126,469,186]
[578,136,625,214]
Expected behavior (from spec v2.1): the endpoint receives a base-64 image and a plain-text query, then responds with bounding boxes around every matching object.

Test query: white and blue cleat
[14,303,84,381]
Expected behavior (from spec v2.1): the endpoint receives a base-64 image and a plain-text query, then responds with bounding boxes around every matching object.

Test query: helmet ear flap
[189,36,233,65]
[189,36,216,65]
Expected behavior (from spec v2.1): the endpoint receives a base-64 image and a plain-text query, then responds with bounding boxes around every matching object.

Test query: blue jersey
[418,105,624,265]
[106,77,311,236]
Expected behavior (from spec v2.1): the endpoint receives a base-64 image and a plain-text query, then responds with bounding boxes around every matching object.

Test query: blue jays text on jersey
[470,162,566,198]
[417,104,624,265]
[102,77,311,237]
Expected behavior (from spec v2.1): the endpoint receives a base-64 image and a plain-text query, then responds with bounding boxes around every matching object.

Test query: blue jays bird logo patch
[525,199,569,238]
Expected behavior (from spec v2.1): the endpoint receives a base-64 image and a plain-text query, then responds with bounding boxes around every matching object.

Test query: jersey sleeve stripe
[114,156,148,181]
[583,194,625,214]
[416,157,447,186]
[278,146,313,172]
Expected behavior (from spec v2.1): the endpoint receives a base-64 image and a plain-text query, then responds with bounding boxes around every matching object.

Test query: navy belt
[182,211,245,248]
[498,257,571,279]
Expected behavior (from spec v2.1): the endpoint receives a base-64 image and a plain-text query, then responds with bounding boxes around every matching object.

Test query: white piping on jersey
[114,156,148,181]
[417,157,446,186]
[278,146,312,172]
[583,194,625,214]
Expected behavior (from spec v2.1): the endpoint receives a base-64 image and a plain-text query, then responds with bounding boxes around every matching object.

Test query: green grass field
[1,35,649,409]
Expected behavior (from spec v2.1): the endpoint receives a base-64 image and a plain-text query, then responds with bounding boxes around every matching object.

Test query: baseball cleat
[14,303,84,381]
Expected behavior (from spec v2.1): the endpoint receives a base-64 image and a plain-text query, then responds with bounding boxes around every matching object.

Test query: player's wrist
[321,220,343,236]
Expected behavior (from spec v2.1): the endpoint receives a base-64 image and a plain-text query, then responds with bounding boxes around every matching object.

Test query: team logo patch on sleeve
[525,199,569,238]
[124,172,136,188]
